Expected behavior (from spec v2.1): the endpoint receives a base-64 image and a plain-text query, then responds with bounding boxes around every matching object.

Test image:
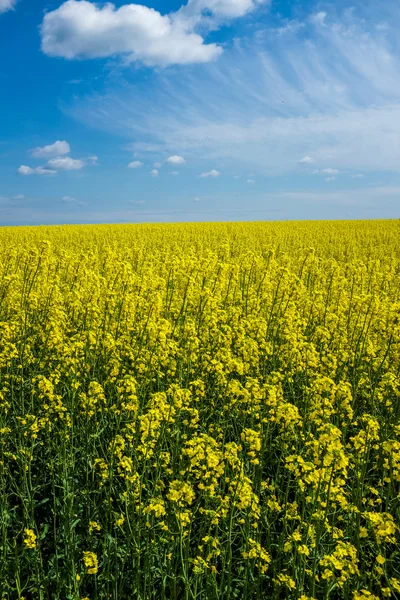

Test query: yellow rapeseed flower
[83,551,99,575]
[23,528,37,549]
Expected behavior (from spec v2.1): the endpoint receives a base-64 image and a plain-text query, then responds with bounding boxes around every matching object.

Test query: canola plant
[0,220,399,600]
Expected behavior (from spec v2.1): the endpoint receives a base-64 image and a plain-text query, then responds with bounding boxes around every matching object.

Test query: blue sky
[0,0,399,225]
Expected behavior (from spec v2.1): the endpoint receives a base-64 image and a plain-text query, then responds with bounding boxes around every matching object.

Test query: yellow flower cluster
[319,541,359,586]
[1,220,399,599]
[23,528,37,549]
[83,551,99,575]
[242,538,271,573]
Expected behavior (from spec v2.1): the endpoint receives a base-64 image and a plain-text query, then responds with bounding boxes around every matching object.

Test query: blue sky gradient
[0,0,399,225]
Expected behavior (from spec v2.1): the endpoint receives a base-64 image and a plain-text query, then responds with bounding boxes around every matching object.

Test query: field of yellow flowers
[0,220,399,600]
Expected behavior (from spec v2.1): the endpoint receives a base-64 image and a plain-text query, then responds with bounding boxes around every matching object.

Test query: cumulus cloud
[150,169,159,177]
[18,146,91,175]
[166,155,185,165]
[47,156,85,170]
[17,165,57,176]
[40,0,270,67]
[298,155,314,164]
[247,179,255,183]
[41,0,223,67]
[31,140,71,158]
[200,169,220,177]
[325,176,336,181]
[128,160,143,168]
[0,0,17,14]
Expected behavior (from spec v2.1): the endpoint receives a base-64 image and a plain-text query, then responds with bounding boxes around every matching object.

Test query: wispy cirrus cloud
[66,1,400,177]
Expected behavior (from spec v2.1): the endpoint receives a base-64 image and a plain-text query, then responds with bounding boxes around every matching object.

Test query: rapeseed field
[0,220,399,600]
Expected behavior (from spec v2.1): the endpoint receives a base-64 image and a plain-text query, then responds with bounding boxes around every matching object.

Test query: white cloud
[36,167,58,175]
[154,162,162,168]
[41,0,223,67]
[12,194,25,200]
[175,0,268,32]
[47,156,84,171]
[200,169,220,177]
[274,19,304,37]
[311,11,327,26]
[352,173,365,178]
[128,160,143,168]
[0,0,17,14]
[18,165,57,176]
[376,23,389,31]
[18,150,89,176]
[62,195,76,202]
[247,179,255,183]
[18,166,37,175]
[184,0,267,19]
[298,155,314,164]
[66,2,400,176]
[40,0,270,68]
[193,196,201,202]
[31,140,71,158]
[233,175,241,179]
[150,169,159,177]
[325,176,336,181]
[169,171,179,175]
[166,155,185,165]
[321,168,339,175]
